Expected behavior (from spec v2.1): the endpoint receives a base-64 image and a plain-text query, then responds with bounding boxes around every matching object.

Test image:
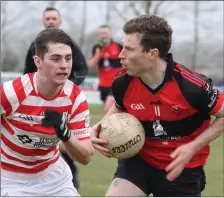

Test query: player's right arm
[91,103,122,156]
[91,104,122,157]
[91,70,128,157]
[1,80,18,116]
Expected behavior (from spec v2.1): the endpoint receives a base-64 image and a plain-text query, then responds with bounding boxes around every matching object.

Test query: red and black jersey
[91,41,123,87]
[112,53,223,170]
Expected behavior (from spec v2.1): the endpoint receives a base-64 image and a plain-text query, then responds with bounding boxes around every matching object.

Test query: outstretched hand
[165,143,196,181]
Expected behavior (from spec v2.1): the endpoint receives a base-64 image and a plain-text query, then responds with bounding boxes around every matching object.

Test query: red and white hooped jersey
[1,72,91,174]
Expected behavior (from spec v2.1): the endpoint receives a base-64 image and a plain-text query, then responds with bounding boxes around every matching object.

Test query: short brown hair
[35,28,73,59]
[123,15,172,58]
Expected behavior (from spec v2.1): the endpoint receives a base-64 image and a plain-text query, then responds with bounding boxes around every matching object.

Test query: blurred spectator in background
[88,24,123,114]
[24,7,88,85]
[23,6,89,190]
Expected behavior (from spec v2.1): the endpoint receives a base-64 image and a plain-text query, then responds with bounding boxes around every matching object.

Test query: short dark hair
[43,7,60,17]
[35,28,73,59]
[44,7,59,13]
[99,24,110,29]
[123,15,172,58]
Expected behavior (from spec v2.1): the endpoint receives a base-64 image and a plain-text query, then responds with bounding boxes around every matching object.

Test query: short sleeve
[67,91,91,141]
[197,79,224,115]
[1,75,31,117]
[173,65,224,115]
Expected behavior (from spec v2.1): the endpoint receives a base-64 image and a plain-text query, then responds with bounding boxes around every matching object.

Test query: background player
[89,24,123,114]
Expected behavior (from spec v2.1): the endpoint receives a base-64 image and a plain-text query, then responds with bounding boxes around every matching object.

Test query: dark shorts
[114,155,206,197]
[98,86,113,102]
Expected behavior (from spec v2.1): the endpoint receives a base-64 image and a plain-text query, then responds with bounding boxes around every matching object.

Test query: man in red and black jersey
[89,24,123,114]
[91,15,224,197]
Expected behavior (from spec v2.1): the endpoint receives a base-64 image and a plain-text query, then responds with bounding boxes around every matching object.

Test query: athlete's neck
[36,73,63,99]
[140,59,167,86]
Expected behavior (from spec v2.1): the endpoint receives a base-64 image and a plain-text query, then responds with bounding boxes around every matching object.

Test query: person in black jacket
[24,7,88,190]
[24,7,88,85]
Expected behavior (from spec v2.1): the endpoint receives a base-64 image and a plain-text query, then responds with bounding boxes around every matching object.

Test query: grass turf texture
[77,105,223,196]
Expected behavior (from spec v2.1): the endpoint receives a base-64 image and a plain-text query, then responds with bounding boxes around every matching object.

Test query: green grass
[89,104,104,115]
[77,105,224,196]
[203,136,224,196]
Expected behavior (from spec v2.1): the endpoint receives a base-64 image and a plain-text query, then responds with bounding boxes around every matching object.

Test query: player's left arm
[188,80,224,152]
[188,99,224,153]
[166,79,224,181]
[62,132,94,165]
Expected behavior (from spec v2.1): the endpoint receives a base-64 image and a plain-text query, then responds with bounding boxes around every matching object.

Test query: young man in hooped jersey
[1,28,94,196]
[24,6,89,190]
[91,15,224,197]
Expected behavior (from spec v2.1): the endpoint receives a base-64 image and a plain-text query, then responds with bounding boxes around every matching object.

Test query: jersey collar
[138,53,175,94]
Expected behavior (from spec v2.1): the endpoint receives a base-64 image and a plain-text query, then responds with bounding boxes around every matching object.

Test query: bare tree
[1,1,7,32]
[105,1,111,24]
[48,1,57,7]
[1,1,8,68]
[1,1,28,71]
[129,1,141,16]
[60,1,82,44]
[192,1,199,70]
[110,1,167,22]
[79,1,88,49]
[1,2,27,37]
[190,1,221,70]
[110,1,129,22]
[154,1,165,15]
[129,1,167,16]
[145,1,152,15]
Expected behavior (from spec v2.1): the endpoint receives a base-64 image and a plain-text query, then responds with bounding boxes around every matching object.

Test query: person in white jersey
[1,28,94,197]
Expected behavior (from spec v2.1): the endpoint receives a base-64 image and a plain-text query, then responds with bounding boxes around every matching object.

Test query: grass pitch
[77,105,223,196]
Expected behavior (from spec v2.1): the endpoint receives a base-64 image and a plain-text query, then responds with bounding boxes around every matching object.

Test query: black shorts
[114,155,206,197]
[98,86,113,102]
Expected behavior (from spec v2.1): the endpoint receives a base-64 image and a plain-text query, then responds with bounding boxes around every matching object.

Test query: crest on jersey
[171,104,183,115]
